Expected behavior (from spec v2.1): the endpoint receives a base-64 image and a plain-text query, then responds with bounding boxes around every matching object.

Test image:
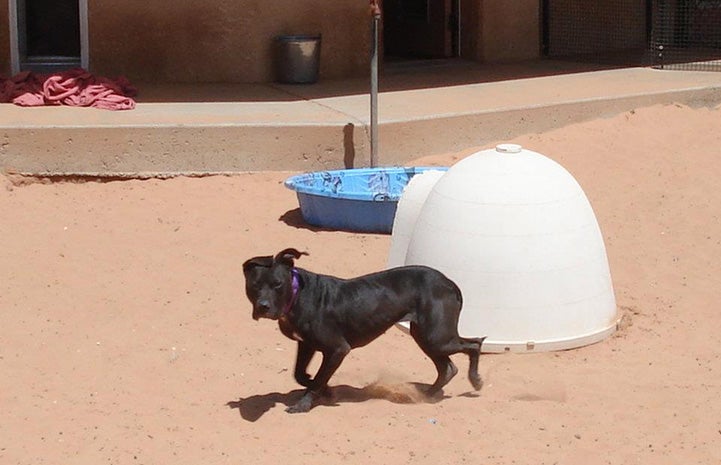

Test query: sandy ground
[1,103,720,464]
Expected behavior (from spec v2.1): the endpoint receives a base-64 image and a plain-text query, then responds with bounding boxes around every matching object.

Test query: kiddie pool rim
[284,167,448,201]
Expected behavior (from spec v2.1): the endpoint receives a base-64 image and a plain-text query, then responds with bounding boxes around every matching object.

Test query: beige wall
[460,0,482,61]
[1,1,651,85]
[481,0,540,62]
[0,0,542,83]
[388,0,540,64]
[88,0,369,83]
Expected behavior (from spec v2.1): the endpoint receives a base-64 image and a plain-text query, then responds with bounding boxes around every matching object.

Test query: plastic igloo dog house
[389,144,618,352]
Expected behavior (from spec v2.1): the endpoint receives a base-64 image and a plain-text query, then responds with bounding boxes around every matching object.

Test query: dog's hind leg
[410,322,459,395]
[459,337,486,390]
[427,355,458,395]
[430,336,486,391]
[412,321,486,393]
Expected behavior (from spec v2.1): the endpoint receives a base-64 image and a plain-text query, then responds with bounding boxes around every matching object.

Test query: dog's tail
[461,336,486,350]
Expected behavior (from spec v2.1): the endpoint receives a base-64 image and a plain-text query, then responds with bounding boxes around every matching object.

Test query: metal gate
[542,0,651,65]
[651,0,721,70]
[542,0,721,71]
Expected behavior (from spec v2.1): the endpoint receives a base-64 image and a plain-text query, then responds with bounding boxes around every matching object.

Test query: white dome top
[396,145,618,352]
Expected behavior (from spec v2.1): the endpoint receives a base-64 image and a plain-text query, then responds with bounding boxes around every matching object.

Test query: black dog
[242,248,485,413]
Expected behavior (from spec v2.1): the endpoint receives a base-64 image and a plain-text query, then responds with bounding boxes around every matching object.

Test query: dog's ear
[242,255,273,273]
[274,248,309,267]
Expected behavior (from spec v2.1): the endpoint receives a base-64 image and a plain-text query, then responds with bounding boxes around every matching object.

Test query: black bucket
[274,34,322,84]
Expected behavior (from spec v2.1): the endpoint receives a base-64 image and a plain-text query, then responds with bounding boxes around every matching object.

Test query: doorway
[9,0,88,74]
[383,0,459,60]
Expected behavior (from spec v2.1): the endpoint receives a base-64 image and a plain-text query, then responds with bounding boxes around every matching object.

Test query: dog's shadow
[227,382,462,421]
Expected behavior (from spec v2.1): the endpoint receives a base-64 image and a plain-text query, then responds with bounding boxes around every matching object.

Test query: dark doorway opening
[383,0,458,60]
[19,0,81,72]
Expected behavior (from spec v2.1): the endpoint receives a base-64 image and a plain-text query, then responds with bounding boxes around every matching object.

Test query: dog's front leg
[286,344,350,413]
[293,342,315,387]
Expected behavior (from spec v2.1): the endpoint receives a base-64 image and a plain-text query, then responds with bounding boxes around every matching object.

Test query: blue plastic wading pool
[284,167,447,233]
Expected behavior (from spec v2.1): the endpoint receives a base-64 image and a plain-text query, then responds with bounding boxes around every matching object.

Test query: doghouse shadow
[227,382,448,421]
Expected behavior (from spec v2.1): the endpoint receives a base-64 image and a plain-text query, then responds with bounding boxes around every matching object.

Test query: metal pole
[457,0,461,57]
[370,5,380,168]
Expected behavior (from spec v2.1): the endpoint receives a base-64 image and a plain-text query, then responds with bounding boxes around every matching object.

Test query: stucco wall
[460,0,482,61]
[481,0,540,62]
[88,0,369,83]
[2,0,539,82]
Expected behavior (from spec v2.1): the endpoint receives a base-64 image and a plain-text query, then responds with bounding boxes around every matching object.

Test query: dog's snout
[251,298,273,321]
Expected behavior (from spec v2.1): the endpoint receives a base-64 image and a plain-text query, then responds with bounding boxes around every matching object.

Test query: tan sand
[1,103,719,464]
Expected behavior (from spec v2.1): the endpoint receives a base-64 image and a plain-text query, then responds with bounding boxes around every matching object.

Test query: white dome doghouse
[390,144,618,352]
[387,169,447,268]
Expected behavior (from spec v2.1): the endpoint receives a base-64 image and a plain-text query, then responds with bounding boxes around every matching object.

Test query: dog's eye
[272,281,283,289]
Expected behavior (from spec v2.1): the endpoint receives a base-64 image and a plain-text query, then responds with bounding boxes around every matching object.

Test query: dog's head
[242,248,308,321]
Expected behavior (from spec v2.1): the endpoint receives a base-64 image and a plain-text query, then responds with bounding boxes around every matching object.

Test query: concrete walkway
[2,59,721,177]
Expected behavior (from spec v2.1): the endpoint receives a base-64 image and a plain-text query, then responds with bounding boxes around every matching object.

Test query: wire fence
[543,0,721,71]
[543,0,651,66]
[651,0,721,71]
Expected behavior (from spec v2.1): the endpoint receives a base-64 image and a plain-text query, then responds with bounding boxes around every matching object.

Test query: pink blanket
[0,69,137,110]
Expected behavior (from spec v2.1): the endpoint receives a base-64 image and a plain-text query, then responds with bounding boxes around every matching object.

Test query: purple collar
[283,268,300,315]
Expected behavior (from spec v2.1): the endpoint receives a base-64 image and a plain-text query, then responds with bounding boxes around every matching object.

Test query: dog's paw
[470,374,483,391]
[295,373,313,387]
[286,404,309,414]
[421,388,445,403]
[286,393,314,413]
[286,401,312,414]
